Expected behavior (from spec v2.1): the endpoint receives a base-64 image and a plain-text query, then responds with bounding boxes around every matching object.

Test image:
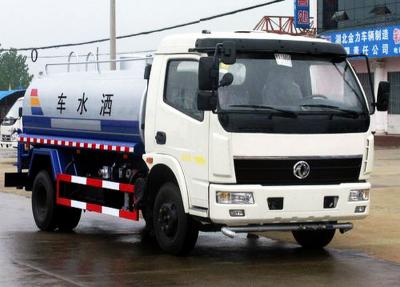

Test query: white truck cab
[143,31,388,248]
[1,97,23,149]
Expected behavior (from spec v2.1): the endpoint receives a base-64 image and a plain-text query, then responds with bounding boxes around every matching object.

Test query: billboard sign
[294,0,310,29]
[321,25,400,58]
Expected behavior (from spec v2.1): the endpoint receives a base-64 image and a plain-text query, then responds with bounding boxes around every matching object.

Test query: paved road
[1,148,400,286]
[0,192,399,287]
[0,148,16,159]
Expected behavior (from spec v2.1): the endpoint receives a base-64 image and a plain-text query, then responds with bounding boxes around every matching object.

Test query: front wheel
[292,229,335,249]
[153,182,199,255]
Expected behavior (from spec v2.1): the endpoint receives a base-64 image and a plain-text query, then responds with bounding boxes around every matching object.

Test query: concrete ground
[0,146,399,286]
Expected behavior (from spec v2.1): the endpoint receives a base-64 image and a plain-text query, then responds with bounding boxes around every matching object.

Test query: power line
[0,0,284,52]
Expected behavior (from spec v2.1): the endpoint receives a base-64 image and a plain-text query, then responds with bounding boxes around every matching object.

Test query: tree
[0,49,33,90]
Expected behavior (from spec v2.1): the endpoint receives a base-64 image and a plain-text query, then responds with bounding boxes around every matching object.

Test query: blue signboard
[321,25,400,58]
[294,0,310,29]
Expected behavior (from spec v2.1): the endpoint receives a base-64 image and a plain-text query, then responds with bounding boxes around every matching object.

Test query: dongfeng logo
[293,161,310,179]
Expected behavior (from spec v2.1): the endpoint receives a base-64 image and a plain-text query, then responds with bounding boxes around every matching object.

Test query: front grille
[1,135,11,142]
[234,157,363,185]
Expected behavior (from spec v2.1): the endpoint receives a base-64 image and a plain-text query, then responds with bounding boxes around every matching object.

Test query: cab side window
[164,60,203,121]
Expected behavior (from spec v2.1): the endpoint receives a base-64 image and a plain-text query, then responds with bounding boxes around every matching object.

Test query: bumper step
[221,222,353,238]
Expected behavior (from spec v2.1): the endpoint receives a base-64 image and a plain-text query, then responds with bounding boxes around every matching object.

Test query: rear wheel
[58,206,81,232]
[292,229,335,249]
[32,171,59,231]
[153,182,199,255]
[32,170,81,231]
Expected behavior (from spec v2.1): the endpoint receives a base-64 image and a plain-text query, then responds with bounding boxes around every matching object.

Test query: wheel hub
[158,203,178,237]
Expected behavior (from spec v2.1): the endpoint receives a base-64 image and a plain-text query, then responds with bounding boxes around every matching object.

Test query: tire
[32,170,82,232]
[141,206,156,242]
[153,182,199,255]
[58,206,81,232]
[292,229,335,249]
[32,170,59,231]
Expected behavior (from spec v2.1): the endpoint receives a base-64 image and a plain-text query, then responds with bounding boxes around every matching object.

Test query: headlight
[216,192,254,204]
[11,132,18,141]
[349,189,369,202]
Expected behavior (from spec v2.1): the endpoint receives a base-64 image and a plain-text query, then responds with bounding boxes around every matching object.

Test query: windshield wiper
[228,105,297,118]
[300,104,361,118]
[332,62,366,110]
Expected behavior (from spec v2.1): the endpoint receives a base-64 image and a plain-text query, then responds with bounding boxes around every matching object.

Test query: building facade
[318,0,400,134]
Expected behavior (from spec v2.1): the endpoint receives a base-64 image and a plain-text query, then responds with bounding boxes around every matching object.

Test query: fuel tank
[22,62,148,145]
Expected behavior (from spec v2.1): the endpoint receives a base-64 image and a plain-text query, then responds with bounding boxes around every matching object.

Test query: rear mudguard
[28,148,76,181]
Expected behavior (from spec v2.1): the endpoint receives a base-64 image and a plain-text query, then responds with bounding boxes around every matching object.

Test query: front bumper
[0,141,17,149]
[209,182,370,225]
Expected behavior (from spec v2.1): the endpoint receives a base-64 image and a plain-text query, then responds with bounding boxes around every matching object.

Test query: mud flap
[4,172,28,189]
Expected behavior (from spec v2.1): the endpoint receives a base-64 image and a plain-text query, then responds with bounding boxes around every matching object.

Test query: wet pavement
[1,147,400,286]
[0,191,399,287]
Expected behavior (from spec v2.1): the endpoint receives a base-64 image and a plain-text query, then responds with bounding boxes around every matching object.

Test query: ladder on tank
[44,50,153,74]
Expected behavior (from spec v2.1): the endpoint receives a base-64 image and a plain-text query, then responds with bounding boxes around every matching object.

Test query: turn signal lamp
[349,189,370,202]
[216,192,254,204]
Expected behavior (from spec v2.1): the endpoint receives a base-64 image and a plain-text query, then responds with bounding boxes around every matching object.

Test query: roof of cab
[156,31,329,54]
[0,90,25,101]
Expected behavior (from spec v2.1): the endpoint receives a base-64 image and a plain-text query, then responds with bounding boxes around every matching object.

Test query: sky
[0,0,316,77]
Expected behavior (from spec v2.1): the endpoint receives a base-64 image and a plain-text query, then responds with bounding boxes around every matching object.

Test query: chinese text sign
[294,0,310,29]
[321,25,400,58]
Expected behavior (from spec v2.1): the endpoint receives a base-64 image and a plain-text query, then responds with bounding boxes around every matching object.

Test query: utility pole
[110,0,116,70]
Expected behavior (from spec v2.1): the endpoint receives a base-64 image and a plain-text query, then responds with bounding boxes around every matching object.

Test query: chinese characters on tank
[57,93,67,114]
[100,94,113,116]
[77,93,88,115]
[55,92,114,116]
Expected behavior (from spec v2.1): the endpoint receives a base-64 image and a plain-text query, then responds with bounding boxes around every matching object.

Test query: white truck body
[1,97,24,149]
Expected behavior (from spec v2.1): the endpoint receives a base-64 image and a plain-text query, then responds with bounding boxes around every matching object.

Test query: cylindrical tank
[23,61,148,145]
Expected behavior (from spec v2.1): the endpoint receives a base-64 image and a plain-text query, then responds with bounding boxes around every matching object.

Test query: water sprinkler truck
[5,31,390,255]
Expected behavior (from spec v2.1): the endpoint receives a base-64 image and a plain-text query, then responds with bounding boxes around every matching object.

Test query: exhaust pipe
[221,227,236,238]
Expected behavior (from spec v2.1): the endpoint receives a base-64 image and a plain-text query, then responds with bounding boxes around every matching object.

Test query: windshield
[5,98,23,119]
[218,54,367,115]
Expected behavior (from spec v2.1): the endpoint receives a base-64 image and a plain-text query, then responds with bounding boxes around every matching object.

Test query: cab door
[153,56,209,209]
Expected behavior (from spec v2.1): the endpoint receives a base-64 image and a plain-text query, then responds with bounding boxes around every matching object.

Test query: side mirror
[221,41,236,65]
[219,73,234,88]
[377,81,390,112]
[198,90,218,111]
[198,57,218,90]
[18,107,23,118]
[198,57,219,111]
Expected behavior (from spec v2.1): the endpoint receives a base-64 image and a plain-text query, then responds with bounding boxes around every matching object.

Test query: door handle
[155,131,166,145]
